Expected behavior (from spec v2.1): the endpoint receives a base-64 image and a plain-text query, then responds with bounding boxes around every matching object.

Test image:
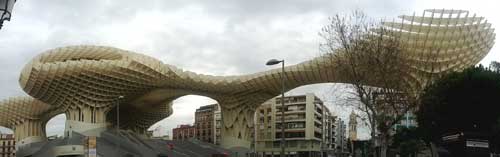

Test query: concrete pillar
[220,104,255,154]
[130,126,150,138]
[64,107,109,137]
[14,119,47,149]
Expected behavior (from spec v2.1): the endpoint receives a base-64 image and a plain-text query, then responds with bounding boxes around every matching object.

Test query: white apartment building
[336,118,348,153]
[214,106,222,145]
[254,93,335,157]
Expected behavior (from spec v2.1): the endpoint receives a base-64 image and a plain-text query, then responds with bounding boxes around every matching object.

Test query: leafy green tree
[417,66,500,152]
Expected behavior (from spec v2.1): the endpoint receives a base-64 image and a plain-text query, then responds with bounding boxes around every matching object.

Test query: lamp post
[116,95,124,131]
[266,59,285,157]
[115,95,124,156]
[0,0,16,30]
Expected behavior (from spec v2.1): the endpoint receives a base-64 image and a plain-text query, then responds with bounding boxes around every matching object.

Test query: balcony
[276,113,306,122]
[276,122,306,130]
[275,131,306,139]
[314,127,323,133]
[275,110,306,116]
[284,128,306,131]
[276,104,306,113]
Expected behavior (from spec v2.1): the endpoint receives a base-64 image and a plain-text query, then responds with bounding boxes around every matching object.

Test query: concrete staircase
[17,130,228,157]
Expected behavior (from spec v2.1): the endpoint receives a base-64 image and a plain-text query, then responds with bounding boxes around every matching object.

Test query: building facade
[329,115,338,151]
[254,93,335,157]
[172,104,222,145]
[336,118,347,153]
[194,104,217,143]
[195,104,218,144]
[323,112,336,154]
[0,134,15,157]
[214,107,222,145]
[172,125,196,141]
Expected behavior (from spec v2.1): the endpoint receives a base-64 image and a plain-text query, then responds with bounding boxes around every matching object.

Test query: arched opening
[149,95,218,139]
[45,114,66,138]
[32,83,371,145]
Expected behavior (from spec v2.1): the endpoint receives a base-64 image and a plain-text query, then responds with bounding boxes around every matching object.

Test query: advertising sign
[88,136,97,157]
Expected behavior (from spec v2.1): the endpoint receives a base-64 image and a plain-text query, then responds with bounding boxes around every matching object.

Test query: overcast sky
[0,0,498,139]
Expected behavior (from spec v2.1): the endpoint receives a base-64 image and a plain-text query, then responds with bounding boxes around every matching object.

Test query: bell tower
[348,111,358,141]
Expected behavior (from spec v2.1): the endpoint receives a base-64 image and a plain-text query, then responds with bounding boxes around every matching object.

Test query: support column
[129,126,150,138]
[65,107,109,137]
[220,104,255,152]
[14,119,47,149]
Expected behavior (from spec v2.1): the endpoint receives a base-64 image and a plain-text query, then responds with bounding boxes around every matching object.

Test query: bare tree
[319,11,422,157]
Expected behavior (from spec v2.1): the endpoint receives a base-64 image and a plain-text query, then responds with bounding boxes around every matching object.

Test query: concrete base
[221,135,251,149]
[221,135,252,157]
[64,120,108,137]
[15,140,47,157]
[51,145,85,156]
[16,136,46,149]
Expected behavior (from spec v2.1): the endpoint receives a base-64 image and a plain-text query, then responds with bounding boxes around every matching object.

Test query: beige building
[0,134,15,157]
[214,107,222,145]
[254,93,334,157]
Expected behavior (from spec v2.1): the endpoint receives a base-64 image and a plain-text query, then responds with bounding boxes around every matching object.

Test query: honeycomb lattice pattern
[0,97,57,141]
[383,9,495,86]
[0,9,494,147]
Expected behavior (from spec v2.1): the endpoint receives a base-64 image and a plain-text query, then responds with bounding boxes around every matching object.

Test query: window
[284,113,305,120]
[287,140,298,148]
[315,106,323,113]
[276,131,305,138]
[315,114,322,121]
[314,132,322,138]
[301,141,309,149]
[288,122,305,129]
[314,121,322,128]
[265,141,272,148]
[277,122,305,129]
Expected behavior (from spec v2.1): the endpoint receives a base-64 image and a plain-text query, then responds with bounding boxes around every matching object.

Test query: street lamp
[116,95,124,130]
[115,95,124,156]
[0,0,16,30]
[265,59,285,157]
